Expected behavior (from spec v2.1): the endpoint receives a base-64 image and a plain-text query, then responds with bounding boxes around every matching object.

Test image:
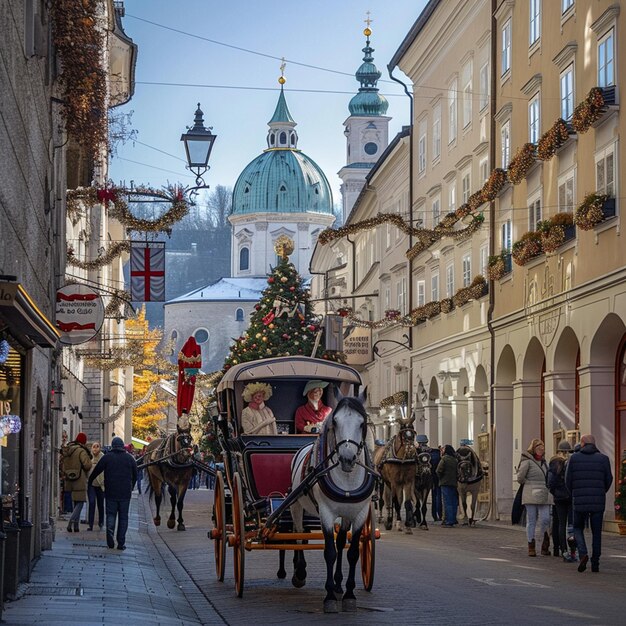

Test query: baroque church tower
[338,21,390,223]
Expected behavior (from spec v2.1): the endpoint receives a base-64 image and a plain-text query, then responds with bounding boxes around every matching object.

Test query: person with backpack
[548,440,575,562]
[62,432,92,532]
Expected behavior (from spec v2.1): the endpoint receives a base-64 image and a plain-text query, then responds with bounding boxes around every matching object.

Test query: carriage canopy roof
[216,356,362,392]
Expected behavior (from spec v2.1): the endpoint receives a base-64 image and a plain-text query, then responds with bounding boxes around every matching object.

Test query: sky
[109,1,428,207]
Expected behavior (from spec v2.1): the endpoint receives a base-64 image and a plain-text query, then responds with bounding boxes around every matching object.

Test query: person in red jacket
[295,380,331,434]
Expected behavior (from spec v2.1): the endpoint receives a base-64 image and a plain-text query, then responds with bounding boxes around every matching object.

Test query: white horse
[290,389,374,613]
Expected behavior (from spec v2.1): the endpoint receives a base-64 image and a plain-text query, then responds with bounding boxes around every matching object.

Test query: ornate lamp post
[180,103,216,190]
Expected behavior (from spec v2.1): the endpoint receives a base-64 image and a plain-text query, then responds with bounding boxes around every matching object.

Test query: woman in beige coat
[87,442,105,530]
[517,438,553,556]
[63,432,92,532]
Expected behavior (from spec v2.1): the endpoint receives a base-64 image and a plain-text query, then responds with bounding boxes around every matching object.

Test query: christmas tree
[223,236,343,370]
[615,450,626,521]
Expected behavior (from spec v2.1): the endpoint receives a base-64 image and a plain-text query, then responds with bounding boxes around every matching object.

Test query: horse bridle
[329,412,368,458]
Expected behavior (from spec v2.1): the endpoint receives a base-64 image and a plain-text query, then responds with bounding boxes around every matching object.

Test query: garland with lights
[66,185,189,235]
[104,289,132,321]
[67,241,131,271]
[572,87,606,134]
[573,193,611,230]
[100,382,158,425]
[507,143,537,185]
[380,391,408,409]
[51,0,107,160]
[512,231,543,266]
[487,252,509,281]
[537,118,571,161]
[536,212,574,253]
[615,451,626,521]
[342,276,488,328]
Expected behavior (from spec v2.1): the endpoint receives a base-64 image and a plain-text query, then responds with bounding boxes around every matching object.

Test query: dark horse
[142,424,194,531]
[413,450,433,529]
[456,444,484,526]
[373,426,417,533]
[290,390,375,613]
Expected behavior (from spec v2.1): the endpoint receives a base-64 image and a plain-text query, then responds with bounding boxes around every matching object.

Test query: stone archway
[519,337,546,447]
[468,365,489,444]
[494,345,516,518]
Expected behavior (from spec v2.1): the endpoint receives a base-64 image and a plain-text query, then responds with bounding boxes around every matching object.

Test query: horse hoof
[420,524,429,531]
[385,522,392,531]
[462,521,469,526]
[277,569,286,580]
[177,524,186,531]
[291,575,306,588]
[334,584,343,595]
[167,519,176,529]
[323,600,339,614]
[154,518,161,527]
[342,598,357,612]
[404,527,413,535]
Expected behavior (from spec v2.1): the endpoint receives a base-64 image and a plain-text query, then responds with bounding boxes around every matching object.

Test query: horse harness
[456,446,484,484]
[378,428,417,467]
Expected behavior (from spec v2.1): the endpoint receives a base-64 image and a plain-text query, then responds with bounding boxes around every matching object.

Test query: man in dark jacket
[436,445,459,527]
[88,436,137,550]
[565,434,613,573]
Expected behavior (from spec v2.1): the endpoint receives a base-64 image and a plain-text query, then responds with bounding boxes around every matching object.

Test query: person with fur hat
[295,380,332,434]
[241,382,277,436]
[517,438,552,557]
[88,436,137,550]
[548,440,575,562]
[62,432,92,532]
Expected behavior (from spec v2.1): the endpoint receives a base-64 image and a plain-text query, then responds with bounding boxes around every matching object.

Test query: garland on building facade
[67,241,131,271]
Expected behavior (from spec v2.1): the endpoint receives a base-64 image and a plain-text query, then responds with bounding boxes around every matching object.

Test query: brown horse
[456,444,484,526]
[142,425,194,530]
[374,428,417,533]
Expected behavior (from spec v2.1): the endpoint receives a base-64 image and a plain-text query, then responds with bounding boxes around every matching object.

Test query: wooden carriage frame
[210,356,379,597]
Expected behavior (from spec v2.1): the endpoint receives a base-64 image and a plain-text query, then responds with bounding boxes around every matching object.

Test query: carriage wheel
[232,472,246,597]
[360,501,376,591]
[212,471,226,582]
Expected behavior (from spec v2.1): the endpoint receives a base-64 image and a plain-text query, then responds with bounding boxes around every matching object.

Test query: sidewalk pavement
[2,492,224,625]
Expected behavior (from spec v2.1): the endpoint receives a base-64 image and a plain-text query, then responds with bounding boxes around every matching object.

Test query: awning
[0,281,60,348]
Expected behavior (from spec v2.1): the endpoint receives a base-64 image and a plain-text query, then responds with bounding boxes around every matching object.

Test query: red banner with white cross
[130,242,165,302]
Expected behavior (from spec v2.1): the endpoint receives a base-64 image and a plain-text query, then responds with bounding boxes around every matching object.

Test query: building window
[431,272,439,302]
[432,103,441,160]
[560,65,574,120]
[479,62,489,111]
[598,29,615,88]
[462,60,473,128]
[502,19,512,76]
[448,79,457,143]
[529,94,540,144]
[528,193,542,231]
[562,0,574,14]
[558,171,575,212]
[449,184,456,213]
[432,196,441,226]
[239,246,250,271]
[418,120,427,174]
[501,120,511,167]
[384,284,390,310]
[194,328,210,344]
[480,157,489,184]
[529,0,541,46]
[480,245,488,277]
[417,280,425,307]
[386,222,391,249]
[446,265,455,298]
[462,170,471,204]
[502,219,512,251]
[235,308,244,322]
[396,278,406,313]
[462,254,472,288]
[596,145,615,197]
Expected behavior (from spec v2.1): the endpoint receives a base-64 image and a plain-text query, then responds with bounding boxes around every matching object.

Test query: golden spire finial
[364,11,372,37]
[278,57,286,85]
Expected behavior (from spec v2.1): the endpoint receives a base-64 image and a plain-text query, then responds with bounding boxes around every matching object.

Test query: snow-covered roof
[166,277,267,304]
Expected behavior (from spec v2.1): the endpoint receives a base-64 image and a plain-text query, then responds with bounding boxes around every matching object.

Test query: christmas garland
[511,231,543,266]
[536,212,574,252]
[104,289,132,321]
[66,185,189,235]
[572,87,605,134]
[341,276,487,328]
[573,193,609,230]
[380,391,408,409]
[67,241,131,271]
[537,119,571,161]
[507,143,536,185]
[100,382,158,425]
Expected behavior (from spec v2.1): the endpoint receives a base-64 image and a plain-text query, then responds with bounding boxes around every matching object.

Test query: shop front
[0,280,59,601]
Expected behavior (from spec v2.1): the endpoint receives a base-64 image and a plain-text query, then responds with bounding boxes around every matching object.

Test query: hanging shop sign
[130,241,165,302]
[325,314,373,365]
[55,284,104,345]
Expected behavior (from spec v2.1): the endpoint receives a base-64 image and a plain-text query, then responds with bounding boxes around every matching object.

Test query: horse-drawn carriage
[210,356,379,611]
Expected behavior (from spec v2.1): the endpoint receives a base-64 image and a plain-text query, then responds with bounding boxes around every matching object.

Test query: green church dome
[232,86,333,215]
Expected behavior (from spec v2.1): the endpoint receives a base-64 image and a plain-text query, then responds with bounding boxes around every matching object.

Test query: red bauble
[255,304,261,310]
[268,277,275,284]
[289,286,295,291]
[282,333,289,339]
[308,324,316,331]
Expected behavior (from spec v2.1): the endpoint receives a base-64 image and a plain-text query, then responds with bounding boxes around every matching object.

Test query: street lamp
[180,103,216,189]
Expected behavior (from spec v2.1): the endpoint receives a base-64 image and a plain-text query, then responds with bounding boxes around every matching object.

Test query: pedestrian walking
[61,432,92,532]
[88,436,137,550]
[87,441,105,531]
[565,433,613,573]
[517,438,552,557]
[548,440,575,562]
[436,445,459,527]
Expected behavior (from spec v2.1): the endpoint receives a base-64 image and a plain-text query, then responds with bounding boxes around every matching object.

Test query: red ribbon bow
[97,188,117,206]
